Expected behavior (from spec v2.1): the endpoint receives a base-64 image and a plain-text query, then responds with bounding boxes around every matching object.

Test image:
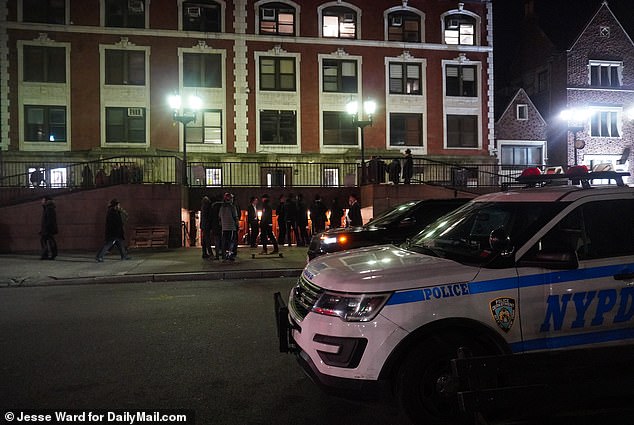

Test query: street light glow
[346,100,358,115]
[364,100,376,116]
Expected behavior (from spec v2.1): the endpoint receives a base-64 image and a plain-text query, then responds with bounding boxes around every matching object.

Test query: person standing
[403,148,414,184]
[39,196,58,260]
[329,197,344,229]
[389,158,401,185]
[247,196,259,248]
[284,193,299,246]
[200,196,212,259]
[209,195,222,260]
[296,193,309,246]
[96,199,130,262]
[276,194,287,245]
[219,192,238,262]
[310,194,327,234]
[346,194,363,227]
[259,194,279,255]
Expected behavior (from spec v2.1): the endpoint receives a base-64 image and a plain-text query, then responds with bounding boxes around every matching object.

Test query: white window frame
[589,107,622,138]
[440,10,480,46]
[318,2,362,39]
[516,104,528,121]
[383,5,425,43]
[254,0,300,36]
[588,60,622,87]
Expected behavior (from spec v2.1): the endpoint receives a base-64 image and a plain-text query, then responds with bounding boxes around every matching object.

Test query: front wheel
[396,333,488,425]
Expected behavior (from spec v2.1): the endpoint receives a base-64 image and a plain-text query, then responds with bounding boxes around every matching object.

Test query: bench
[131,226,169,248]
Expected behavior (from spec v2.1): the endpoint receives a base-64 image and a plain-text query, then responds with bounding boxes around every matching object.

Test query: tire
[396,332,489,425]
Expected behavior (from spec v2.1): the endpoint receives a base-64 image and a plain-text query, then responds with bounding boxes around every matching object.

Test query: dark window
[322,59,357,93]
[323,111,356,146]
[105,49,146,85]
[23,0,65,24]
[183,1,221,32]
[23,45,66,83]
[590,64,620,87]
[444,14,476,45]
[538,70,548,92]
[24,105,66,142]
[447,115,478,148]
[259,2,295,36]
[446,64,477,97]
[183,53,222,88]
[590,111,619,137]
[500,145,542,168]
[105,0,145,28]
[260,57,296,91]
[390,113,422,147]
[106,107,146,143]
[260,110,296,145]
[322,6,356,39]
[389,62,421,95]
[387,11,420,43]
[186,110,222,144]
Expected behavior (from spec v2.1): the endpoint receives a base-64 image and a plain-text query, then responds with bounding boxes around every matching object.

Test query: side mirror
[489,227,514,257]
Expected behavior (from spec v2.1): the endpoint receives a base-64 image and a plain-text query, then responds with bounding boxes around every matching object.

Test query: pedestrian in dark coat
[284,193,299,246]
[40,196,58,260]
[247,196,259,248]
[310,194,327,234]
[329,197,344,229]
[96,199,130,262]
[259,194,279,254]
[219,193,238,261]
[403,149,414,184]
[296,194,309,246]
[276,194,287,245]
[200,196,212,258]
[389,158,401,185]
[210,196,222,260]
[346,194,363,227]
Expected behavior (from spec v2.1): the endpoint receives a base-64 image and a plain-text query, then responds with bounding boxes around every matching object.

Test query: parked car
[307,198,470,260]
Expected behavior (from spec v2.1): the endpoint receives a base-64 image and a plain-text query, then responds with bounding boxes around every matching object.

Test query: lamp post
[346,99,376,185]
[168,94,202,186]
[560,108,588,166]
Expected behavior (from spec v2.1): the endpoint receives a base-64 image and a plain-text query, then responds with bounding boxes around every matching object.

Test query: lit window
[106,107,146,143]
[390,113,422,147]
[105,0,145,28]
[387,11,420,42]
[323,168,340,186]
[187,110,222,145]
[323,111,356,146]
[260,110,296,145]
[183,1,221,32]
[24,105,66,142]
[590,110,620,138]
[444,14,476,45]
[389,62,421,95]
[105,49,145,85]
[445,64,477,97]
[260,57,296,91]
[259,3,295,36]
[322,59,357,93]
[206,168,222,186]
[322,6,356,39]
[183,53,222,88]
[23,45,66,83]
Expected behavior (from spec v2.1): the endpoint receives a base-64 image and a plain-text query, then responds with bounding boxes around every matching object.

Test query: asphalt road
[0,278,409,425]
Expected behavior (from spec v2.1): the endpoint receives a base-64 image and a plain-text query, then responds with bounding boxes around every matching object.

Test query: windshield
[368,201,418,227]
[407,201,567,267]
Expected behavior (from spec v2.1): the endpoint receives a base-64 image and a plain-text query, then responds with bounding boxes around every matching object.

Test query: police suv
[275,169,634,424]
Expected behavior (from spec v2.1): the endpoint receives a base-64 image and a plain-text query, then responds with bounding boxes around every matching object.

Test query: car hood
[320,225,384,236]
[303,245,479,293]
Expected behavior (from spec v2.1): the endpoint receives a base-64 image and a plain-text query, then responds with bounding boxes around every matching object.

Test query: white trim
[383,5,425,43]
[254,0,300,36]
[497,140,547,166]
[587,59,622,87]
[177,0,225,32]
[317,2,362,39]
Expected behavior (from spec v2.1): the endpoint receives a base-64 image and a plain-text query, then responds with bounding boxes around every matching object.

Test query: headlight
[321,235,348,245]
[312,291,391,322]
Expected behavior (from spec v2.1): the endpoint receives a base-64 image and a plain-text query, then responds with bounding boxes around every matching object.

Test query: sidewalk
[0,246,308,287]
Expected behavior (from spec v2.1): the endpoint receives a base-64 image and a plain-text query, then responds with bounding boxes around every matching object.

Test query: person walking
[346,194,363,227]
[296,193,309,246]
[259,194,279,255]
[389,158,401,185]
[310,194,327,234]
[247,196,259,248]
[403,148,414,184]
[329,197,344,229]
[219,192,238,262]
[96,199,130,262]
[276,194,287,245]
[39,196,58,260]
[200,195,212,259]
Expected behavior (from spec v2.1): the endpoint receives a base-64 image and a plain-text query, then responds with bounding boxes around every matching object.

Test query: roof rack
[516,171,630,189]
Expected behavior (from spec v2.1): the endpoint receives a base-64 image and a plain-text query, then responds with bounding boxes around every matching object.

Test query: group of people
[198,192,364,259]
[367,149,415,185]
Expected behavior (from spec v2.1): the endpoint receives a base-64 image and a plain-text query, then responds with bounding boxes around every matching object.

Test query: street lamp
[168,94,202,186]
[346,99,376,185]
[560,108,589,166]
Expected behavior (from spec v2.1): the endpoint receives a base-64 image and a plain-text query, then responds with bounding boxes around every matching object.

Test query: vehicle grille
[290,275,324,320]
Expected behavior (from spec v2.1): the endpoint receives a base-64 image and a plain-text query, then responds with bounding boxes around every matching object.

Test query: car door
[516,196,634,353]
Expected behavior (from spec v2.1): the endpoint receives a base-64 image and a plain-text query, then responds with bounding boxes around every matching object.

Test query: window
[590,62,621,87]
[322,6,356,39]
[183,53,222,88]
[537,70,548,92]
[260,110,296,145]
[444,14,476,45]
[186,110,222,144]
[106,107,146,143]
[446,65,477,97]
[389,62,421,95]
[23,0,65,24]
[259,3,295,36]
[516,104,528,120]
[387,11,420,43]
[183,1,221,32]
[260,57,296,91]
[323,168,340,186]
[323,111,356,146]
[447,115,477,148]
[23,46,66,83]
[24,105,66,142]
[590,110,620,137]
[500,145,542,167]
[105,0,145,28]
[206,168,222,186]
[390,113,422,147]
[105,49,145,85]
[322,59,357,93]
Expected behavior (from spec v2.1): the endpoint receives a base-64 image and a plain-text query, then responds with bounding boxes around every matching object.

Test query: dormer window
[387,11,420,43]
[444,14,476,45]
[589,60,621,87]
[259,2,295,36]
[183,1,222,32]
[322,6,357,39]
[23,0,66,24]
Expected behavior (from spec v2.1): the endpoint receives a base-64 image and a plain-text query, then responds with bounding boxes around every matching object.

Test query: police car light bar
[516,169,630,188]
